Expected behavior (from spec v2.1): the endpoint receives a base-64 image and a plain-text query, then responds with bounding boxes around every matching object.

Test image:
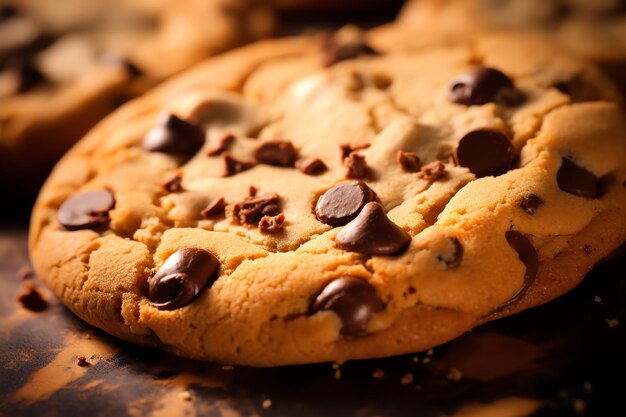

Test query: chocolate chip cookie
[378,0,626,92]
[0,0,275,198]
[30,30,626,365]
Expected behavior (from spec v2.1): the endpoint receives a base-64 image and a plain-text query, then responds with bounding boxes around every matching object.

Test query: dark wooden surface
[1,220,625,417]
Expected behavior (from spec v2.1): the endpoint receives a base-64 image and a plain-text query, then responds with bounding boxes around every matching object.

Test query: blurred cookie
[30,30,626,365]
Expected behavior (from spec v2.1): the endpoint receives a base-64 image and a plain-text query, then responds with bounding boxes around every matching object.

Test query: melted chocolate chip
[255,141,298,167]
[311,276,383,337]
[322,38,378,67]
[17,282,47,312]
[315,181,376,226]
[520,194,543,215]
[227,193,281,226]
[142,114,205,154]
[397,151,421,173]
[557,158,599,198]
[344,152,367,179]
[454,130,514,178]
[336,202,411,255]
[148,248,219,310]
[57,190,115,231]
[222,152,255,177]
[201,197,226,218]
[421,161,447,181]
[259,213,285,233]
[497,231,539,311]
[436,237,464,269]
[161,173,184,194]
[207,133,235,156]
[296,157,327,175]
[449,67,520,106]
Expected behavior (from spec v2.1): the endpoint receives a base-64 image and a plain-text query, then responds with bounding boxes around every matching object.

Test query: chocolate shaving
[161,173,184,194]
[421,161,446,181]
[255,141,298,167]
[397,151,421,173]
[296,157,327,175]
[344,153,367,179]
[207,133,235,156]
[201,197,226,218]
[259,213,285,233]
[222,152,254,177]
[227,193,281,226]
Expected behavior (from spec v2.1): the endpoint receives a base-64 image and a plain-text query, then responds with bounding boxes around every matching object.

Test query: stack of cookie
[25,0,626,366]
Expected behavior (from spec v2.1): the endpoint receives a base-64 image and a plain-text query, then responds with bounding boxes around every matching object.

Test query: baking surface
[1,224,625,417]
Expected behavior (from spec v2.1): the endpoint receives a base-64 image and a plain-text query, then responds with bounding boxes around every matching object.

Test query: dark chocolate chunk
[259,213,285,233]
[296,157,327,175]
[448,67,520,106]
[336,202,411,255]
[421,161,447,181]
[227,193,281,226]
[161,173,184,194]
[147,248,219,310]
[311,276,383,337]
[254,141,298,167]
[207,133,235,156]
[16,282,47,312]
[556,158,599,198]
[322,37,379,67]
[315,181,376,226]
[397,151,421,173]
[520,194,543,215]
[497,231,539,311]
[57,190,115,231]
[436,237,464,269]
[454,129,514,178]
[201,197,226,218]
[222,152,255,177]
[344,152,367,179]
[142,113,205,154]
[77,356,90,367]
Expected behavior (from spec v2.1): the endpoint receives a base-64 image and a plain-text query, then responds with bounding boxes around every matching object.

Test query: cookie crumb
[16,266,34,280]
[77,356,90,367]
[593,295,602,304]
[372,368,385,379]
[447,368,463,381]
[262,399,272,409]
[178,390,192,401]
[421,161,446,181]
[606,319,619,328]
[400,373,414,385]
[17,282,47,312]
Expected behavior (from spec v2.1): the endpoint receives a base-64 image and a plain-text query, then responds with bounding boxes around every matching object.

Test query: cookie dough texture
[377,0,626,91]
[0,0,275,195]
[30,32,626,366]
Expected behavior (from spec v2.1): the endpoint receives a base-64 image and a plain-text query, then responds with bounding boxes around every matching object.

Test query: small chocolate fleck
[77,356,90,367]
[421,161,447,181]
[259,213,285,233]
[397,151,421,173]
[584,245,593,255]
[520,194,543,215]
[248,186,257,196]
[454,129,514,178]
[201,197,226,218]
[227,193,281,226]
[17,282,47,312]
[322,37,379,67]
[311,276,383,337]
[222,152,255,177]
[207,133,235,156]
[344,152,367,179]
[436,237,464,269]
[449,67,521,106]
[315,181,376,226]
[161,173,184,194]
[254,141,297,167]
[296,157,327,175]
[557,158,599,199]
[57,190,115,231]
[336,202,411,255]
[496,231,539,312]
[340,144,370,161]
[142,114,205,154]
[147,248,220,310]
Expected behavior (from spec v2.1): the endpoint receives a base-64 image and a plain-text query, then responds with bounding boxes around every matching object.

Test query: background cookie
[30,31,626,366]
[0,0,275,199]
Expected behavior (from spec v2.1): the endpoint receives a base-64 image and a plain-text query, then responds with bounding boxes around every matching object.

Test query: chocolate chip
[147,248,220,310]
[557,158,599,199]
[57,190,115,231]
[76,356,90,367]
[421,161,447,181]
[207,133,235,156]
[336,202,411,255]
[449,67,520,106]
[222,152,255,177]
[454,129,514,178]
[201,197,226,218]
[142,114,205,154]
[344,152,367,179]
[315,181,376,226]
[161,173,184,194]
[397,151,421,173]
[311,276,383,337]
[322,37,378,67]
[227,193,281,226]
[436,237,464,269]
[340,144,370,160]
[296,157,327,175]
[497,231,539,311]
[16,282,47,312]
[248,185,257,196]
[259,213,285,233]
[520,194,543,215]
[254,141,297,167]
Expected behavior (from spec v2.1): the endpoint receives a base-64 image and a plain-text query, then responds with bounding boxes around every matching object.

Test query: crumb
[572,399,586,414]
[16,265,34,280]
[222,365,234,371]
[262,399,272,409]
[606,319,619,328]
[400,373,414,385]
[447,368,463,381]
[179,390,192,401]
[594,295,602,303]
[77,356,90,367]
[422,357,431,364]
[17,282,47,312]
[372,368,385,379]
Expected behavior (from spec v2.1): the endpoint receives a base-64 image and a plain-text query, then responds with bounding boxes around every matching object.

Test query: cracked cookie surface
[30,31,626,366]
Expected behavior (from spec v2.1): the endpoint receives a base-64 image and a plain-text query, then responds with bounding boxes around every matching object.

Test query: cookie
[30,30,626,366]
[377,0,626,92]
[0,0,275,198]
